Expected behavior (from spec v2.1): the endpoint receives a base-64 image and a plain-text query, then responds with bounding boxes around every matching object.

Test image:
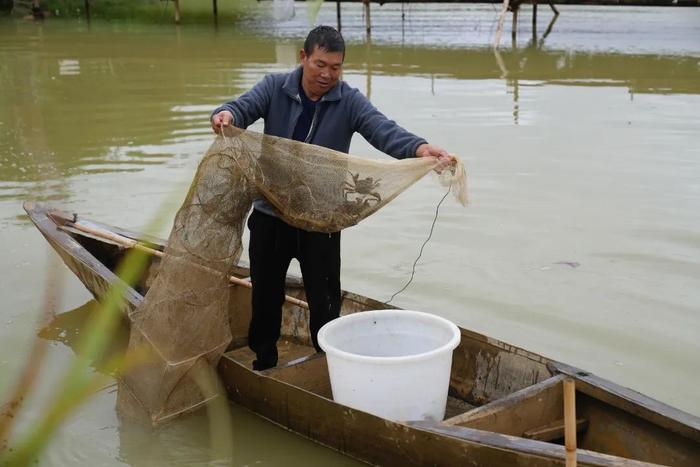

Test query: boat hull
[24,202,700,467]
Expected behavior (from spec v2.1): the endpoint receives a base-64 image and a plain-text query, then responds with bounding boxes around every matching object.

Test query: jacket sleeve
[349,89,427,160]
[211,74,276,129]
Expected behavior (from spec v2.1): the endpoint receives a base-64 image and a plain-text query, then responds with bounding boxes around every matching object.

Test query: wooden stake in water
[173,0,181,24]
[336,0,342,32]
[564,378,577,467]
[494,0,511,48]
[363,0,371,35]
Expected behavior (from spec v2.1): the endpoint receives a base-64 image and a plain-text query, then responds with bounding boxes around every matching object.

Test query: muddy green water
[1,3,699,465]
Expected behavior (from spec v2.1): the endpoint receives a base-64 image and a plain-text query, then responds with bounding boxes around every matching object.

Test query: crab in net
[343,171,382,206]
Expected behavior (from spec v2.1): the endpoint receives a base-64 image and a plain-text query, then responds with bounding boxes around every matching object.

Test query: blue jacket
[212,66,427,158]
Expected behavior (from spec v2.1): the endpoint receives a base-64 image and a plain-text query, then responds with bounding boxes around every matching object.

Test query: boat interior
[42,208,700,466]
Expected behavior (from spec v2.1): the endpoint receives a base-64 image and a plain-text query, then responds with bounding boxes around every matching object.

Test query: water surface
[1,3,699,465]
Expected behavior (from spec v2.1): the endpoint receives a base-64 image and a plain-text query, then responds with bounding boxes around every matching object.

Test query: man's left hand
[415,143,455,172]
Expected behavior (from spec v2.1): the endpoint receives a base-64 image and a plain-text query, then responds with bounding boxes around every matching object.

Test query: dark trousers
[247,209,341,366]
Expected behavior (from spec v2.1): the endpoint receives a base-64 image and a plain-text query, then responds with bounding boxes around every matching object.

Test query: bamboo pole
[563,378,577,467]
[64,221,310,310]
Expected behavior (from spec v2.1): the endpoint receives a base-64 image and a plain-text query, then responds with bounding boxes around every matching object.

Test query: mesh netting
[117,127,467,425]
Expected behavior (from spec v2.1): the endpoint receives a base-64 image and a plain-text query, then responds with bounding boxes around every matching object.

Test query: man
[211,26,452,371]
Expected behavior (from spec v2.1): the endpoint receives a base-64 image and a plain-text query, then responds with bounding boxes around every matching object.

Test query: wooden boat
[24,201,700,466]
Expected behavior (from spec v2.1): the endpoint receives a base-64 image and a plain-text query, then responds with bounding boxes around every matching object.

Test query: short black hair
[303,26,345,58]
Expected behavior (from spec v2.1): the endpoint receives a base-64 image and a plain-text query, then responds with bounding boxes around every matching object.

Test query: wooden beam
[408,421,660,467]
[524,418,588,442]
[550,361,700,443]
[443,375,566,432]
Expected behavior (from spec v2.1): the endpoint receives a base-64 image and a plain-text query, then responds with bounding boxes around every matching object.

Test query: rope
[384,179,452,305]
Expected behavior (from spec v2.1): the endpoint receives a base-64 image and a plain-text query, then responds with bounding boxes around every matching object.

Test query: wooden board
[219,355,660,467]
[24,203,700,467]
[225,338,316,370]
[445,375,566,436]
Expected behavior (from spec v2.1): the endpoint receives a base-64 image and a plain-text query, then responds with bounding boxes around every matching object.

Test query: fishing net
[117,127,467,425]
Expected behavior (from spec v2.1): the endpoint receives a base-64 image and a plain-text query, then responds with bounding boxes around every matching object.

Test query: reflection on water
[37,299,363,466]
[2,25,698,198]
[2,16,697,188]
[38,301,130,375]
[2,3,700,466]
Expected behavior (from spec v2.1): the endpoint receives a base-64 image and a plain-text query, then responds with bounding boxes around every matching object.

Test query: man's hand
[211,111,234,134]
[415,143,455,172]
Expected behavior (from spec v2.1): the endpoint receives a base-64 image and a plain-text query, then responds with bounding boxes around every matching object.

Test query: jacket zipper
[294,93,322,144]
[305,101,321,143]
[292,94,302,138]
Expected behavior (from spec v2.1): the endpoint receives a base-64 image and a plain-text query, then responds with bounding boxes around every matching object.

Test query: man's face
[300,45,344,100]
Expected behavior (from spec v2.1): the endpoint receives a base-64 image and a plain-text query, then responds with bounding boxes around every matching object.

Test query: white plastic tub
[317,309,461,422]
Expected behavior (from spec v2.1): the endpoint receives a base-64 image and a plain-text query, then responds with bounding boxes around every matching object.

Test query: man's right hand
[211,111,234,134]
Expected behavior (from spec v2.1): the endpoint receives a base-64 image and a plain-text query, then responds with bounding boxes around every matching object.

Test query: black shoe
[252,359,276,371]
